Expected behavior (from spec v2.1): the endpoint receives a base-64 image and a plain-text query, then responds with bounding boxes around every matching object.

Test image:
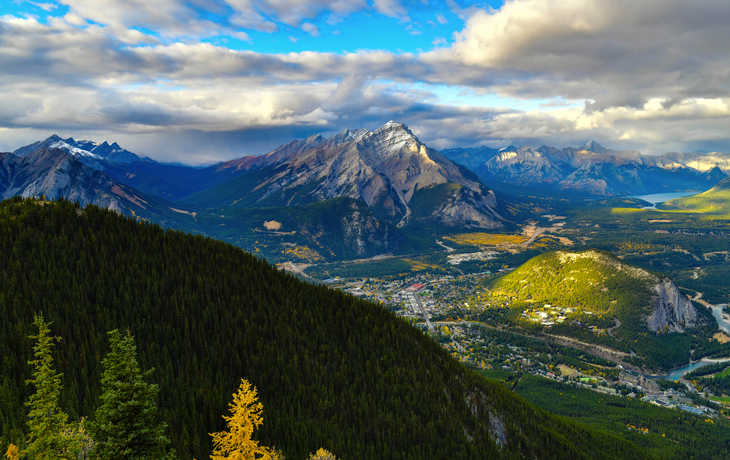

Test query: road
[607,318,621,337]
[435,240,455,252]
[429,320,644,372]
[518,227,547,247]
[412,294,434,330]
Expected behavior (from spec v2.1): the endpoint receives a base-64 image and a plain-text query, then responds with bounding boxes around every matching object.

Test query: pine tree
[209,379,271,460]
[23,314,77,460]
[89,330,172,460]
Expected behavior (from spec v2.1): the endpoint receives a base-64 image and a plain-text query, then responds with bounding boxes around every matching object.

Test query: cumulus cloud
[425,0,730,108]
[2,1,730,161]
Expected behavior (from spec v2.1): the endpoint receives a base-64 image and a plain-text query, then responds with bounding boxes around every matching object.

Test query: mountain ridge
[442,141,729,196]
[185,121,504,229]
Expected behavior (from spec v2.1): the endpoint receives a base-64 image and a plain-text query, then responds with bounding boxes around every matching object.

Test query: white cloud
[424,0,730,110]
[55,0,373,37]
[28,2,58,12]
[2,1,730,161]
[372,0,409,20]
[405,24,421,36]
[301,22,320,37]
[435,12,448,24]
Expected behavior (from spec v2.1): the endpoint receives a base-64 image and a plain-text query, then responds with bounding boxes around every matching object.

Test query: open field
[558,364,578,377]
[713,332,730,343]
[708,396,730,405]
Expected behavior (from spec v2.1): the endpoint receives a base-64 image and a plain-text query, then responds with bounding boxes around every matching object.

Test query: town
[332,272,728,420]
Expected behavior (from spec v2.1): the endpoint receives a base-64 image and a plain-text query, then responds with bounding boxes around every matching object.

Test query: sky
[1,0,729,164]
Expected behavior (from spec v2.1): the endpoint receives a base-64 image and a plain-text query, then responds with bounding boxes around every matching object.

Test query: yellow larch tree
[4,443,19,460]
[209,379,271,460]
[307,448,337,460]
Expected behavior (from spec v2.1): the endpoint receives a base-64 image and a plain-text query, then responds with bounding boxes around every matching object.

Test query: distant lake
[626,191,700,208]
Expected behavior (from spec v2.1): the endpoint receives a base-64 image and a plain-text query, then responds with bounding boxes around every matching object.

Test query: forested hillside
[487,249,714,371]
[0,198,647,459]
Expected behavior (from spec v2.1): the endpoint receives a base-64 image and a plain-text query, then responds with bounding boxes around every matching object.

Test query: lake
[627,191,700,208]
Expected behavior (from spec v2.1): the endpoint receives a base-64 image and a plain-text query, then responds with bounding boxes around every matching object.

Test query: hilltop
[486,249,714,371]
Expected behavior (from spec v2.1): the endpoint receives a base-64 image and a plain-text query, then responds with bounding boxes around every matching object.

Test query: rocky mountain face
[187,121,503,228]
[6,125,502,261]
[442,141,729,196]
[0,146,161,215]
[647,279,700,333]
[13,134,144,169]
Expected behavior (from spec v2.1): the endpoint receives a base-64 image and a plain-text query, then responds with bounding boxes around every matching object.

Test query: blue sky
[1,0,729,164]
[3,0,503,53]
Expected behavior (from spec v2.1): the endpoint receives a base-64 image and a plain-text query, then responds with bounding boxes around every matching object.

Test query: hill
[0,198,650,459]
[486,249,714,371]
[659,177,730,217]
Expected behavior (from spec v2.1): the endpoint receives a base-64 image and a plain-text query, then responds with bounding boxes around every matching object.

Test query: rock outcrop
[646,279,702,333]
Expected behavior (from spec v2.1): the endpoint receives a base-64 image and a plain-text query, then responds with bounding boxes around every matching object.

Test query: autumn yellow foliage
[4,444,19,460]
[282,246,321,261]
[209,379,271,460]
[308,448,337,460]
[445,233,526,247]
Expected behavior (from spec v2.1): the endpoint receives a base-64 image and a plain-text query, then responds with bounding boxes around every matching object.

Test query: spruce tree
[23,314,77,460]
[89,330,172,460]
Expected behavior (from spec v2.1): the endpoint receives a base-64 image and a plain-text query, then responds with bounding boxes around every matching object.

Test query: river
[709,304,730,334]
[658,305,730,380]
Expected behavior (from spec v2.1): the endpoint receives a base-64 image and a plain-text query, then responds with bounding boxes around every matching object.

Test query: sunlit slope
[660,177,730,217]
[487,249,713,370]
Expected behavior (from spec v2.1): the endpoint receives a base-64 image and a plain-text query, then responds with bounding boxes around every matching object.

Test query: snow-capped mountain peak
[49,140,102,159]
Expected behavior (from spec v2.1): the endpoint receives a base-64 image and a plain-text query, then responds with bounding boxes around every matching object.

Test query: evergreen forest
[0,197,651,459]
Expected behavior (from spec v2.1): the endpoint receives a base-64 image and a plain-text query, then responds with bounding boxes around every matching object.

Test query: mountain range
[184,121,503,228]
[4,126,730,261]
[0,122,504,261]
[442,141,729,196]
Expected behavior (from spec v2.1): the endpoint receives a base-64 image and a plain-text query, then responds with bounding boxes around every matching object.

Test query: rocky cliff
[646,279,702,333]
